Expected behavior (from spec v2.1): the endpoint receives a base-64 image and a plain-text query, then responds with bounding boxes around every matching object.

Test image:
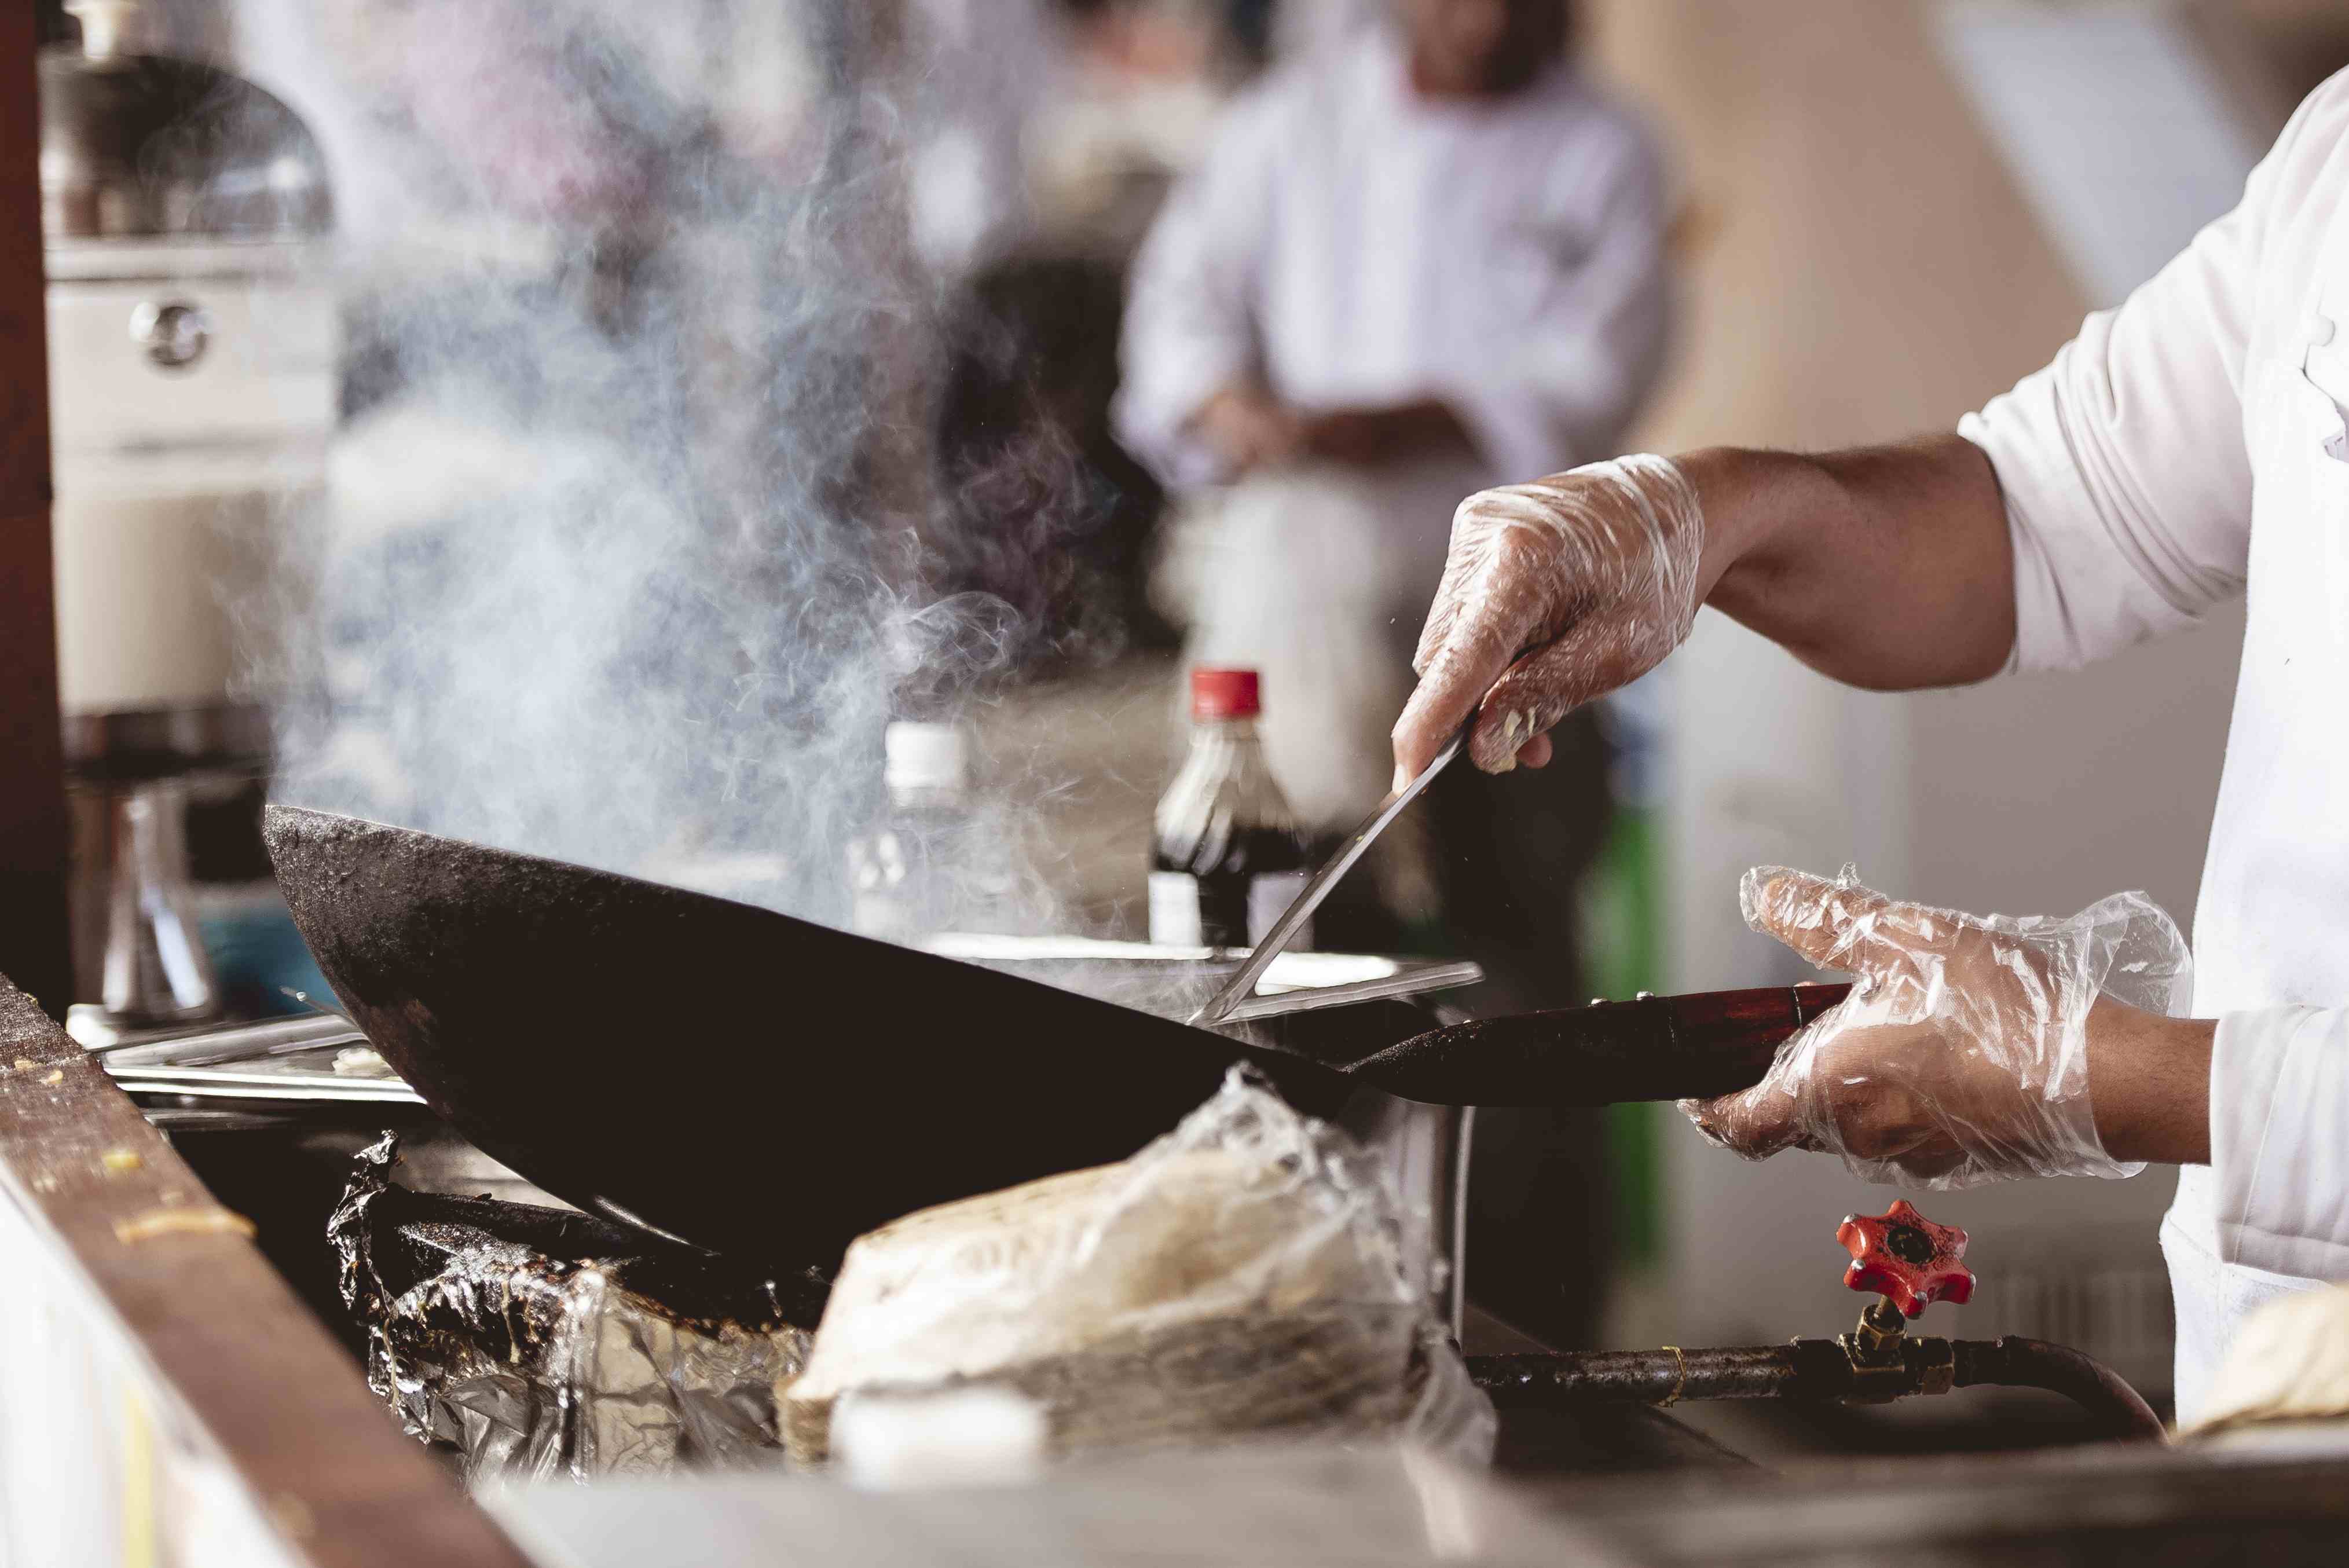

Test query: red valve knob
[1837,1200,1975,1319]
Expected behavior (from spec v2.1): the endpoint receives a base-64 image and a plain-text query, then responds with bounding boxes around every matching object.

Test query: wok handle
[1663,979,1853,1054]
[1348,981,1853,1107]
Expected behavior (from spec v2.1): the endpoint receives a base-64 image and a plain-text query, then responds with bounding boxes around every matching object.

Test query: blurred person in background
[1116,0,1671,1344]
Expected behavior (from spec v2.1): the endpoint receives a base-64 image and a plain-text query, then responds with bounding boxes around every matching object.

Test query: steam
[243,0,1108,933]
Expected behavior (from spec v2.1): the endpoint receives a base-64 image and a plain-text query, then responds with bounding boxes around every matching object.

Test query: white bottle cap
[884,721,972,793]
[68,1,151,60]
[832,1387,1046,1490]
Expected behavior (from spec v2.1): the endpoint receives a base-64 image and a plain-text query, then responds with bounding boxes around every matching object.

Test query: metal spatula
[1190,726,1468,1027]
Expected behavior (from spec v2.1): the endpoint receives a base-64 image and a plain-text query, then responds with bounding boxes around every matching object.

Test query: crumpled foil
[331,1133,824,1483]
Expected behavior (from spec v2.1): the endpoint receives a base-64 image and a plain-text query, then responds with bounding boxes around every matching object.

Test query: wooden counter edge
[0,977,534,1568]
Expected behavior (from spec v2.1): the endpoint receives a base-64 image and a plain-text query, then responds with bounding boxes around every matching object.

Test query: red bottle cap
[1190,667,1261,721]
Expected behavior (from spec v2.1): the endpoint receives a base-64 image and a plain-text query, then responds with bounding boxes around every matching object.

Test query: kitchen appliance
[61,702,272,1032]
[30,959,2174,1504]
[323,1127,2161,1493]
[40,0,335,1030]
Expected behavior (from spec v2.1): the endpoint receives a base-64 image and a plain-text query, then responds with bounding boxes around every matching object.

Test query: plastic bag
[783,1068,1495,1469]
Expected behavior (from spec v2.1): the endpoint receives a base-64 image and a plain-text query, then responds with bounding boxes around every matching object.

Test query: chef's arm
[1711,65,2340,704]
[1394,435,2020,777]
[1402,75,2284,781]
[2086,999,2213,1164]
[1680,436,2019,690]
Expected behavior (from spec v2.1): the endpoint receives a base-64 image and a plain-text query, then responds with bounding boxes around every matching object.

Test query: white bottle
[848,721,973,942]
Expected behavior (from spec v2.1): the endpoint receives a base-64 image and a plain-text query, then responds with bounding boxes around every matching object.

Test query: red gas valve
[1837,1199,1976,1319]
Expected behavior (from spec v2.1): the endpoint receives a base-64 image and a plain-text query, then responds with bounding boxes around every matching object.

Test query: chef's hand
[1681,867,2207,1188]
[1194,385,1304,475]
[1390,455,1703,785]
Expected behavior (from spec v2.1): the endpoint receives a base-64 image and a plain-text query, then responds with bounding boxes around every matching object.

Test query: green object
[1578,806,1665,1270]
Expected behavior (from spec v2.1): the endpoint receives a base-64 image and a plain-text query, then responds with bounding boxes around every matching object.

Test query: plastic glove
[1391,453,1702,783]
[1680,866,2192,1189]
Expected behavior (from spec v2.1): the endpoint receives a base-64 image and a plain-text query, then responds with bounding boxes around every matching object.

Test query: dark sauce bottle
[1149,668,1311,950]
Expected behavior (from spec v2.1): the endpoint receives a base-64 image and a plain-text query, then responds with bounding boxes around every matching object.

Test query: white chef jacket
[1115,25,1670,496]
[1959,67,2349,1420]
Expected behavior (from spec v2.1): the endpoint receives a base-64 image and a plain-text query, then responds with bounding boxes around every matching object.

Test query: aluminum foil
[331,1134,822,1483]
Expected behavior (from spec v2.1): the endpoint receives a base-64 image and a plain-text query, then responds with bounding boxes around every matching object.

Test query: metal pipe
[1467,1336,2165,1445]
[1470,1346,1822,1407]
[90,1010,364,1063]
[1954,1335,2167,1444]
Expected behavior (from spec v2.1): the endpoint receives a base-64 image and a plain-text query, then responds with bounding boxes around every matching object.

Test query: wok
[265,807,1842,1268]
[263,805,1376,1266]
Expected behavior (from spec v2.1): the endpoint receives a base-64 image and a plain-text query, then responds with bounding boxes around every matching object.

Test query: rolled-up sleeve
[2208,1007,2349,1280]
[1113,94,1281,489]
[1956,104,2303,671]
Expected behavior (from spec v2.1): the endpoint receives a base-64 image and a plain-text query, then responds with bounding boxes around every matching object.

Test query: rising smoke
[240,0,1112,933]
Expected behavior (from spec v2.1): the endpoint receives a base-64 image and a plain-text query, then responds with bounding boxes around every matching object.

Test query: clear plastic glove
[1391,453,1702,784]
[1680,866,2193,1189]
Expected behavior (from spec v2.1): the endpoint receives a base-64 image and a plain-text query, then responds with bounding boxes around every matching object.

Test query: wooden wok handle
[1663,979,1853,1056]
[1346,981,1853,1108]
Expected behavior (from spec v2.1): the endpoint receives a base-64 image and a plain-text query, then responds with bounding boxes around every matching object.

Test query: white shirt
[1959,68,2349,1420]
[1115,28,1670,495]
[904,0,1060,275]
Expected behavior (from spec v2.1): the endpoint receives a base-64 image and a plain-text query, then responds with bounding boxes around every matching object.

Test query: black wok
[263,806,1368,1267]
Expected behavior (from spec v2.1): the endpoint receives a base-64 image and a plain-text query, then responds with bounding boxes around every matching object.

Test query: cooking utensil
[1343,982,1850,1107]
[918,935,1483,1024]
[91,1010,433,1130]
[263,805,1368,1265]
[1191,726,1468,1027]
[1211,960,1485,1023]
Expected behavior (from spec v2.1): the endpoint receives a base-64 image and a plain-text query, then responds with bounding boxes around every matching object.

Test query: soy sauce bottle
[1149,668,1311,949]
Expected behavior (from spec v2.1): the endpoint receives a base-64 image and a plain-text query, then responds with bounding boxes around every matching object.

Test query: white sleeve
[1438,116,1672,481]
[1113,93,1282,489]
[2208,1007,2349,1280]
[1952,95,2328,671]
